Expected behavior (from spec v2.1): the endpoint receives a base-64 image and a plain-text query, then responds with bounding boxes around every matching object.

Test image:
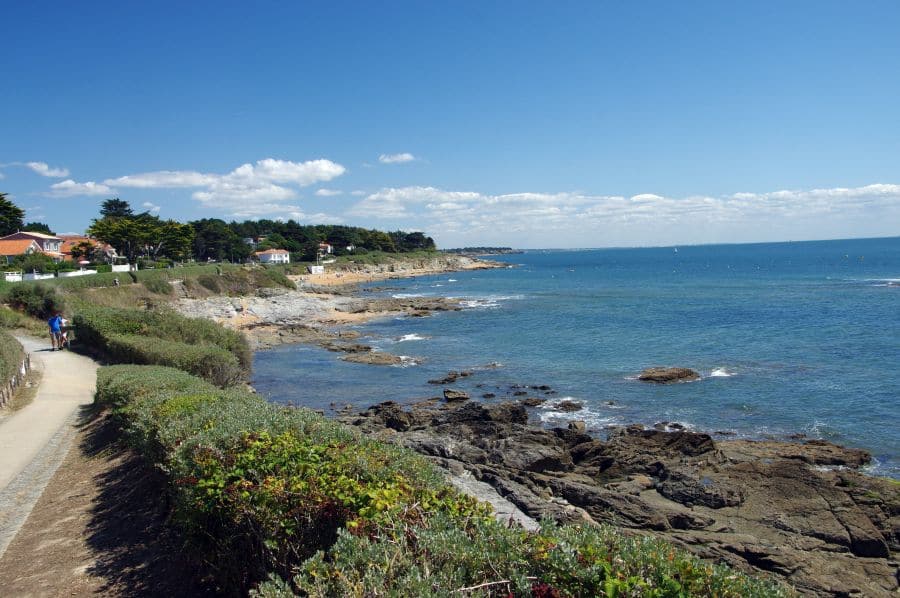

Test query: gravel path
[0,336,97,560]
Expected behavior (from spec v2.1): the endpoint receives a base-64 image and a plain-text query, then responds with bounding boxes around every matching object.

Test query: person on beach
[48,311,62,350]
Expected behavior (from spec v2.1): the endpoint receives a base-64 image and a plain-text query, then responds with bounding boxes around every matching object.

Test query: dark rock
[637,367,700,383]
[513,390,528,396]
[555,400,583,412]
[568,420,586,434]
[341,352,406,366]
[337,385,900,596]
[521,397,546,407]
[655,468,744,508]
[482,393,496,399]
[443,389,470,402]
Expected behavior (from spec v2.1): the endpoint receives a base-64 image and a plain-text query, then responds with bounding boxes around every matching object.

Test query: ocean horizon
[254,235,900,479]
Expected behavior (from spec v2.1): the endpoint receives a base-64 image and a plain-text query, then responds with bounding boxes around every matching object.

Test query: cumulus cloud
[92,157,346,218]
[105,171,216,188]
[142,201,161,214]
[378,152,416,164]
[48,179,113,197]
[26,161,70,177]
[315,188,342,197]
[347,183,900,247]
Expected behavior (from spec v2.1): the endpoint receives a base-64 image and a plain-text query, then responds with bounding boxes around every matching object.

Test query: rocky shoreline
[176,255,898,596]
[174,255,502,362]
[338,393,899,596]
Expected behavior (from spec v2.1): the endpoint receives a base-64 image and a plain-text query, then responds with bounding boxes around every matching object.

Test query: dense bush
[106,334,243,387]
[0,305,33,329]
[95,365,479,591]
[0,328,25,384]
[4,283,65,319]
[252,267,295,290]
[74,305,250,385]
[143,278,173,295]
[96,365,789,597]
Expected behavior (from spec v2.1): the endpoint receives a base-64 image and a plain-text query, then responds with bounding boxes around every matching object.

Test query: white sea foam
[392,356,420,367]
[392,292,428,298]
[708,367,736,378]
[457,294,524,310]
[448,278,458,282]
[537,399,619,430]
[396,333,428,342]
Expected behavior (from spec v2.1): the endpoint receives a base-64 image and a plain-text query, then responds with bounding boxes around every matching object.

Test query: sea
[253,237,900,479]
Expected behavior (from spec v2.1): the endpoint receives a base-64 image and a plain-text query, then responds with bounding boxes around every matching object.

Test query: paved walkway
[0,336,97,559]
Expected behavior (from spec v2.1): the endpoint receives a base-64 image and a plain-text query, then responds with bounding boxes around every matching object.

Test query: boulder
[443,388,470,402]
[555,399,583,412]
[638,367,700,383]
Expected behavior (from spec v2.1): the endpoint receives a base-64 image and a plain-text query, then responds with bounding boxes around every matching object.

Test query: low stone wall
[0,353,31,409]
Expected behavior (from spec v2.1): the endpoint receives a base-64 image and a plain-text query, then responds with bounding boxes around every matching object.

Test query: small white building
[255,248,290,264]
[307,265,325,275]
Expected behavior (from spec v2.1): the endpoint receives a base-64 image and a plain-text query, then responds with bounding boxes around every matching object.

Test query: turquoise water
[253,237,900,478]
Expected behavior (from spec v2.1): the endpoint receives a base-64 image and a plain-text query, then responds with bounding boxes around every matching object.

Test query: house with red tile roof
[0,239,42,265]
[0,231,64,261]
[58,235,118,262]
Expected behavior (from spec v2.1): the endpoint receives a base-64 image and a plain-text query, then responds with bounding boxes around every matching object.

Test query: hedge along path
[0,335,97,559]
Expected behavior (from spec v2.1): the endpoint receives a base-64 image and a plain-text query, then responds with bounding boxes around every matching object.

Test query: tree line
[0,193,436,267]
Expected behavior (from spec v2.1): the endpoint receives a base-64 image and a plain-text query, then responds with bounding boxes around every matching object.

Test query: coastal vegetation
[72,304,250,387]
[95,362,789,597]
[0,328,25,385]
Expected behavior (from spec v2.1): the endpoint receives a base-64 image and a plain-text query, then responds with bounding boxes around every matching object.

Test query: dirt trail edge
[0,336,97,559]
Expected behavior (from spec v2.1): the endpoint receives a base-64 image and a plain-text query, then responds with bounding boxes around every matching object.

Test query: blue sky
[2,1,898,248]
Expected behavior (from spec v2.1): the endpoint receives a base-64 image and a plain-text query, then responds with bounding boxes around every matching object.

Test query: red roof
[0,239,40,256]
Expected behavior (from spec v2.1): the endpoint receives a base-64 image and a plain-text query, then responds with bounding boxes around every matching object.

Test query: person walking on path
[59,314,70,349]
[47,311,63,350]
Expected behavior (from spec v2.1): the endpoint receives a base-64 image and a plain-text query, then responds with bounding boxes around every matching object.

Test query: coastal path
[0,335,97,560]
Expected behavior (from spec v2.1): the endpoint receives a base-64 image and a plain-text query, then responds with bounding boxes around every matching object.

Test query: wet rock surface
[339,398,900,596]
[638,367,701,383]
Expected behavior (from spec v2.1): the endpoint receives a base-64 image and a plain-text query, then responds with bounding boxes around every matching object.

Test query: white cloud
[0,172,5,180]
[347,183,900,247]
[315,188,342,197]
[48,179,113,197]
[350,190,367,196]
[105,171,215,188]
[142,201,161,214]
[378,152,416,164]
[26,161,70,177]
[95,157,347,218]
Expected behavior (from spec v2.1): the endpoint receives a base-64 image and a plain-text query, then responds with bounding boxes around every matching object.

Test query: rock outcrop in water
[638,367,701,383]
[340,399,900,596]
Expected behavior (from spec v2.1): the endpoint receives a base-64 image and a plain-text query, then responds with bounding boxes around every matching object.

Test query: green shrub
[105,334,244,387]
[96,264,112,273]
[252,267,295,290]
[196,274,222,293]
[4,283,65,319]
[143,278,173,295]
[73,305,250,384]
[0,306,31,329]
[276,515,789,598]
[0,329,25,384]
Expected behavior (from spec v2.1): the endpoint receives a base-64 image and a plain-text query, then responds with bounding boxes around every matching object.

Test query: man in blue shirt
[48,312,62,350]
